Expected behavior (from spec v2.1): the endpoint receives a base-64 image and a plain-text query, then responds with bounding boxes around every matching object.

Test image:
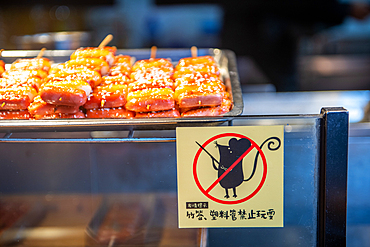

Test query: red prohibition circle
[193,133,267,205]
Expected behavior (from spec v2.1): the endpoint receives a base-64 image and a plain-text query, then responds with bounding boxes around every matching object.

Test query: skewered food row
[173,50,232,117]
[126,47,180,118]
[0,44,232,120]
[77,42,134,119]
[84,56,134,119]
[32,43,122,119]
[0,49,50,119]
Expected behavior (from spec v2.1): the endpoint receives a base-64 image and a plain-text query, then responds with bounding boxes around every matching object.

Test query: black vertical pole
[319,107,349,246]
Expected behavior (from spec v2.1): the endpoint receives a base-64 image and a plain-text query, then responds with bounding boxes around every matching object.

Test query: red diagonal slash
[205,143,257,194]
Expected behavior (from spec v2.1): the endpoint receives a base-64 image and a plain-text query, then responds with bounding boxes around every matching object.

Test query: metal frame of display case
[0,107,348,246]
[319,107,348,247]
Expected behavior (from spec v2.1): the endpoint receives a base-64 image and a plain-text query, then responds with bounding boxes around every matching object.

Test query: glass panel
[347,132,370,246]
[0,140,183,246]
[0,142,96,246]
[207,116,321,247]
[0,115,321,247]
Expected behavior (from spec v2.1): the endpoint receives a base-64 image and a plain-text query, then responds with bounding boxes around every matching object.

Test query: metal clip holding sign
[319,107,349,247]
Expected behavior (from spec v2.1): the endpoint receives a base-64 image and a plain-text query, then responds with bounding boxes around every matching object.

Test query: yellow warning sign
[176,126,284,228]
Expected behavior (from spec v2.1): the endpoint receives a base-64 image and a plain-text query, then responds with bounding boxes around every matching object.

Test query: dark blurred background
[0,1,370,246]
[0,0,370,92]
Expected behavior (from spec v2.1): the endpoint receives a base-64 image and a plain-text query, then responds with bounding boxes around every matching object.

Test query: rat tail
[244,137,281,181]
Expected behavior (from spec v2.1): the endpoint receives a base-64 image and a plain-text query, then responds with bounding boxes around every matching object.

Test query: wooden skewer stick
[37,48,46,58]
[98,34,113,48]
[150,46,157,59]
[191,46,198,57]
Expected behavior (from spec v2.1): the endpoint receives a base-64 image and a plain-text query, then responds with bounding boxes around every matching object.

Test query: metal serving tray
[0,48,243,132]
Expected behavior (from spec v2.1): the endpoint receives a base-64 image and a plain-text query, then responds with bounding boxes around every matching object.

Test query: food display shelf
[0,48,243,133]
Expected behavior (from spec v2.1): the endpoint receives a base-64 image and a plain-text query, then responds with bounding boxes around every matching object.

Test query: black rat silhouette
[196,136,281,198]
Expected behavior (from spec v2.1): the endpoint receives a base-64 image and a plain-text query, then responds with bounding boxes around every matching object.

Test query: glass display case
[0,49,349,246]
[0,107,348,247]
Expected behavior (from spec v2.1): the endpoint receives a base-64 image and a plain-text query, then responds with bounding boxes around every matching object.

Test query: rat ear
[229,138,238,149]
[238,138,251,148]
[230,138,251,154]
